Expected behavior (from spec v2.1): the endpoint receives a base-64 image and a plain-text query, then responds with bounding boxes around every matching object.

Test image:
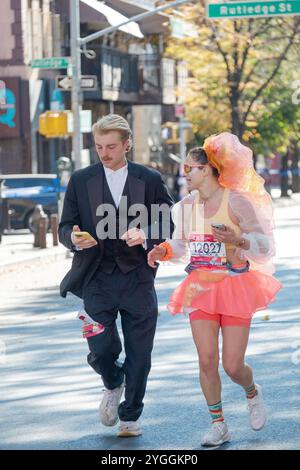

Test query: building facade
[0,0,188,197]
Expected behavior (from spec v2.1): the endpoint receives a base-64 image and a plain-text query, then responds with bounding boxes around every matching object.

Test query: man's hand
[121,227,146,247]
[71,225,97,250]
[147,244,167,268]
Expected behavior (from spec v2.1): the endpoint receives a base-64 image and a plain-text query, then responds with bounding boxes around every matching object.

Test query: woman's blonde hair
[92,114,133,151]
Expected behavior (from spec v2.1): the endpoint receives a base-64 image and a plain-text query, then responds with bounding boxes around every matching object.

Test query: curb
[0,249,71,276]
[273,195,300,208]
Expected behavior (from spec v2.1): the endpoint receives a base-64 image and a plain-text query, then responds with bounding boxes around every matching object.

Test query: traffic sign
[207,1,300,19]
[56,75,98,91]
[31,57,71,69]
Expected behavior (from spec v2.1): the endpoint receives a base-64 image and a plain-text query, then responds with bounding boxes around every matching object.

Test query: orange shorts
[189,309,251,327]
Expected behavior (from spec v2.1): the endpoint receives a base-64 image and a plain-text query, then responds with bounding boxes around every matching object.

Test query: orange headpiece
[203,132,266,196]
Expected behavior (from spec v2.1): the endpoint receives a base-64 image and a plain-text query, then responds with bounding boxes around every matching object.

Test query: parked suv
[0,174,60,231]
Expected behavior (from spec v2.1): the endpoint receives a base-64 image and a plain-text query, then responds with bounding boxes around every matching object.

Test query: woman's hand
[147,244,167,268]
[212,225,240,246]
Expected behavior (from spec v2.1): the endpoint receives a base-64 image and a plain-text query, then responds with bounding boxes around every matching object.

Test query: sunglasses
[183,163,206,175]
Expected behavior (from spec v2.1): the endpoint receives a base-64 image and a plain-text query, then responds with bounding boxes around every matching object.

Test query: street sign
[207,1,300,19]
[31,57,71,69]
[56,75,98,91]
[56,76,73,90]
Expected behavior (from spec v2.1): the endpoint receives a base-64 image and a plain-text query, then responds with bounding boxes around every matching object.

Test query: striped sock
[244,382,257,399]
[208,401,224,424]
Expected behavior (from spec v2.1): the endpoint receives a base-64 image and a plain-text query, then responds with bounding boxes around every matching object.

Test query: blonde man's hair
[92,114,133,151]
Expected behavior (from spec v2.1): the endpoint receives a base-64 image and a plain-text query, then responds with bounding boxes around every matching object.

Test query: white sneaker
[247,383,267,431]
[99,382,125,427]
[201,421,231,447]
[117,419,143,437]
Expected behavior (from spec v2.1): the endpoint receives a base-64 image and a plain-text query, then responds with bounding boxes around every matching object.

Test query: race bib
[189,233,227,268]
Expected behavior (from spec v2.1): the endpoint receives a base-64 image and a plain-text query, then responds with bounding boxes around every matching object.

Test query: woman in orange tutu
[148,132,281,447]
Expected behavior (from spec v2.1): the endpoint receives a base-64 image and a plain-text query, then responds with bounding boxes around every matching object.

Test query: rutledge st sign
[207,1,300,19]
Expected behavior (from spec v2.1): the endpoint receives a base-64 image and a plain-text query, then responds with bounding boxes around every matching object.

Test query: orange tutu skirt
[167,269,282,319]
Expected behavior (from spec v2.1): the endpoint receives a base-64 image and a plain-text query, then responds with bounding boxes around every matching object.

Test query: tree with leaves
[165,0,300,151]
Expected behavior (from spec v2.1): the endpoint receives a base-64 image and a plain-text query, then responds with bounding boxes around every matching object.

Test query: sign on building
[0,77,21,138]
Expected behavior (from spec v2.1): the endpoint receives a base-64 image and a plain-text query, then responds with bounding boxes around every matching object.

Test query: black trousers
[82,264,158,422]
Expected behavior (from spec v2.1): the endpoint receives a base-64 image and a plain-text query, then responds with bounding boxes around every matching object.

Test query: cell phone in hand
[73,231,94,241]
[211,223,227,231]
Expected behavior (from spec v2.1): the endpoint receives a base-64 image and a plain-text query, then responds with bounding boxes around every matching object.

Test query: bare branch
[250,19,273,41]
[209,24,232,79]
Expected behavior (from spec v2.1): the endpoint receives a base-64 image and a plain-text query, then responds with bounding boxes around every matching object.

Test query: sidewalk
[1,192,300,273]
[0,230,69,274]
[272,191,300,208]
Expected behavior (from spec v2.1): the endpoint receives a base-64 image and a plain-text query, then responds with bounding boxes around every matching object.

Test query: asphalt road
[0,202,299,450]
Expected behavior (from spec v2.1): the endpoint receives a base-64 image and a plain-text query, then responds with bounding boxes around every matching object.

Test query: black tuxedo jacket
[58,160,174,298]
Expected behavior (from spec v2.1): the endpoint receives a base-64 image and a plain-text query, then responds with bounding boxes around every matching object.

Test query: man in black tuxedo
[59,114,174,437]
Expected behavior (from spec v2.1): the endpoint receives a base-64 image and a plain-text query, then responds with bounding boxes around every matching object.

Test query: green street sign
[207,1,300,19]
[31,57,71,69]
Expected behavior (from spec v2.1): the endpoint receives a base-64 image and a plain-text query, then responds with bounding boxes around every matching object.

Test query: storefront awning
[80,0,143,38]
[104,0,169,35]
[56,0,143,38]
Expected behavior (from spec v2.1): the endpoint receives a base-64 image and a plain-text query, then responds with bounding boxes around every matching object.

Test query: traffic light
[39,111,70,138]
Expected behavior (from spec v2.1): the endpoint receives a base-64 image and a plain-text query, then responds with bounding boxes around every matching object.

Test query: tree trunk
[291,140,300,193]
[280,153,290,197]
[230,83,244,139]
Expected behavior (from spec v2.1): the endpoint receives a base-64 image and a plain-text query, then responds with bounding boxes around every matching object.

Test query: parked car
[0,174,60,231]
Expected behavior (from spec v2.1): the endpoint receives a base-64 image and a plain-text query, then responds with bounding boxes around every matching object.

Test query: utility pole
[70,0,191,170]
[70,0,83,171]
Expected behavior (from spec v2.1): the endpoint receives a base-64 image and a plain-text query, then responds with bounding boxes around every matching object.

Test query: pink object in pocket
[77,309,106,339]
[82,322,105,339]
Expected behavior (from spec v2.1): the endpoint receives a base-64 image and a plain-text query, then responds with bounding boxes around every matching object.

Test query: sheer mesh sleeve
[164,192,196,263]
[229,190,276,273]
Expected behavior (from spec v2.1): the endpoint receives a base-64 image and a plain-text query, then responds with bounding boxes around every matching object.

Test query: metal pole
[109,101,114,114]
[79,0,191,46]
[70,0,83,170]
[179,116,186,161]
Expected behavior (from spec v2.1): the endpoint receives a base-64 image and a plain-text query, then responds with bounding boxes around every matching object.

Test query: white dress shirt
[103,162,128,208]
[104,161,147,249]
